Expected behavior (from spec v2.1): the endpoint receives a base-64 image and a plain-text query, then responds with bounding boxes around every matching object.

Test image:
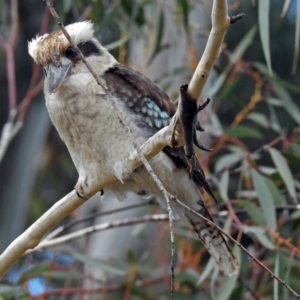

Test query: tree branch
[0,6,51,162]
[26,214,170,252]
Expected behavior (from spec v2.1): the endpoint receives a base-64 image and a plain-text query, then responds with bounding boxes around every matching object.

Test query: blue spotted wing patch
[104,64,175,130]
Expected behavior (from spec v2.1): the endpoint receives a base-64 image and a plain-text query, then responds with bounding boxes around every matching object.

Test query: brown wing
[104,64,176,131]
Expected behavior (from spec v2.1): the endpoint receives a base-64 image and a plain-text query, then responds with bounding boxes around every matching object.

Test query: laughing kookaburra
[28,21,238,275]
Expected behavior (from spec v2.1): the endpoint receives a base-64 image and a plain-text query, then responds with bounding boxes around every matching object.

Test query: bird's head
[28,21,116,94]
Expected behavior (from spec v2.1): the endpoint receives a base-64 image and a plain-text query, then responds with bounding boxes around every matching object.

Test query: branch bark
[26,214,170,252]
[0,0,234,279]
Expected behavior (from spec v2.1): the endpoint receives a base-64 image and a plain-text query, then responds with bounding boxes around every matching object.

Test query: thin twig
[44,198,157,240]
[173,196,300,298]
[0,4,51,163]
[27,214,170,252]
[212,136,284,176]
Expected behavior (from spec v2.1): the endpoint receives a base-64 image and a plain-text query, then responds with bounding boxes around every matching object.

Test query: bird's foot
[186,154,197,179]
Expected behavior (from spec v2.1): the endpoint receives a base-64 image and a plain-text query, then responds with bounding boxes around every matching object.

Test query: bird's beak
[47,59,72,94]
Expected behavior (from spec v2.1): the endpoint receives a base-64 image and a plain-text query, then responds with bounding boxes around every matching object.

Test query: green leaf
[225,126,262,139]
[280,0,291,18]
[292,0,300,74]
[218,79,238,100]
[246,112,269,128]
[210,27,257,97]
[43,270,84,280]
[209,72,227,97]
[269,148,296,202]
[148,10,169,64]
[19,261,50,282]
[214,153,242,173]
[97,7,118,33]
[121,0,146,26]
[176,270,198,286]
[131,222,146,237]
[196,257,216,285]
[63,0,72,13]
[211,113,224,137]
[258,0,272,76]
[215,246,241,300]
[73,252,127,276]
[220,169,229,202]
[254,62,300,94]
[268,79,300,125]
[251,169,277,231]
[239,200,265,226]
[259,165,277,176]
[176,0,189,29]
[290,143,300,156]
[291,208,300,220]
[0,284,26,299]
[264,176,283,205]
[243,226,275,250]
[283,100,300,126]
[104,35,129,51]
[230,26,257,64]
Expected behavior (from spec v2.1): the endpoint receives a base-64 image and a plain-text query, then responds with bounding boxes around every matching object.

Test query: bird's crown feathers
[28,21,94,65]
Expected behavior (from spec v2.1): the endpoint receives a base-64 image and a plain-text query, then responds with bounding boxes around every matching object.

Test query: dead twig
[27,214,170,252]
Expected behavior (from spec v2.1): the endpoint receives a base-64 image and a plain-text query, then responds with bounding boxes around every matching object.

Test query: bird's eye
[65,47,77,59]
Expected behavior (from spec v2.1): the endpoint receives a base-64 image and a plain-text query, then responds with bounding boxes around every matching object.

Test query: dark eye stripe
[78,41,101,57]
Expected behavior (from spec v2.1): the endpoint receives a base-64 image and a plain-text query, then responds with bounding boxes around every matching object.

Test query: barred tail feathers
[186,207,239,276]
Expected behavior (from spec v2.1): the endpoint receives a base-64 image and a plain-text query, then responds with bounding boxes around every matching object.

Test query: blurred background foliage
[0,0,300,299]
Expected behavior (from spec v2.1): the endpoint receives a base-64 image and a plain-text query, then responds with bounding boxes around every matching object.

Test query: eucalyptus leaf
[268,80,300,125]
[292,0,300,74]
[208,72,227,97]
[280,0,291,18]
[43,270,84,280]
[73,252,127,276]
[247,112,269,128]
[176,0,189,29]
[225,126,262,139]
[215,153,242,173]
[196,257,216,286]
[19,262,50,283]
[220,169,229,202]
[243,226,275,250]
[230,26,257,63]
[251,169,277,231]
[258,0,272,76]
[269,148,296,202]
[264,176,283,205]
[148,10,169,64]
[291,209,300,220]
[290,143,300,156]
[239,200,265,226]
[215,246,241,300]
